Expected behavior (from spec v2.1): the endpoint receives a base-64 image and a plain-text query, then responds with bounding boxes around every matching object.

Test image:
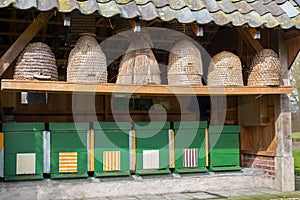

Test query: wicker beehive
[247,49,281,86]
[207,51,243,86]
[167,40,203,86]
[67,34,107,83]
[13,42,58,80]
[116,35,161,85]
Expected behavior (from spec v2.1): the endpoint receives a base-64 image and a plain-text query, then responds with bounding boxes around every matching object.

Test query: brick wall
[242,154,275,179]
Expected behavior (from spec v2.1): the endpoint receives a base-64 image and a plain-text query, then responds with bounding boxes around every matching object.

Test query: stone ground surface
[2,186,299,200]
[0,173,298,200]
[0,169,300,200]
[113,188,300,200]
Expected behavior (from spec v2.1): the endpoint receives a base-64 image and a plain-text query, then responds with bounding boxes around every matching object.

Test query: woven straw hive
[13,42,58,80]
[207,51,243,86]
[247,49,281,86]
[67,34,107,83]
[116,35,161,85]
[167,40,203,86]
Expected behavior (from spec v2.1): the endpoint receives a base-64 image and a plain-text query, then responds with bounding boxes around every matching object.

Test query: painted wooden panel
[59,152,77,173]
[182,148,198,168]
[43,131,50,173]
[16,153,36,174]
[143,150,159,170]
[103,151,120,171]
[240,96,276,156]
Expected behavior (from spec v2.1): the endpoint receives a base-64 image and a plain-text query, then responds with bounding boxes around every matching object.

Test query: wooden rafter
[237,28,263,52]
[0,12,53,77]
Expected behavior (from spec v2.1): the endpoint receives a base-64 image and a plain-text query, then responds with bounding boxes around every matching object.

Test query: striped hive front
[143,150,159,169]
[103,151,120,171]
[183,148,198,168]
[59,152,77,173]
[16,153,36,174]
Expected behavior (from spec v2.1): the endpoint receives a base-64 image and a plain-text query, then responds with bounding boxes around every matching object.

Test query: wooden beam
[284,30,300,40]
[0,12,53,77]
[237,28,263,52]
[241,150,275,157]
[0,79,292,95]
[41,25,48,43]
[0,17,61,25]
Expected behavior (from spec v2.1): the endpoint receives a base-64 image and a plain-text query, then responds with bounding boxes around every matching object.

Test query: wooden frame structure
[0,1,298,193]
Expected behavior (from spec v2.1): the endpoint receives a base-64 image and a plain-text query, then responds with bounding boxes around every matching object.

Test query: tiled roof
[0,0,299,29]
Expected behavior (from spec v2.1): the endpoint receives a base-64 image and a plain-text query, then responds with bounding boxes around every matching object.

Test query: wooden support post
[169,129,175,168]
[237,28,263,52]
[0,12,53,77]
[130,129,136,171]
[88,129,95,172]
[274,31,295,192]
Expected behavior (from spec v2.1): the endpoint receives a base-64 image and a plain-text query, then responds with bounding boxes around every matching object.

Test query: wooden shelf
[241,150,275,157]
[1,79,292,96]
[108,111,196,114]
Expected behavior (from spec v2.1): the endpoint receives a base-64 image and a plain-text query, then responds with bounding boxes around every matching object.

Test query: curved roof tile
[261,0,273,4]
[98,1,121,17]
[226,11,248,26]
[250,1,269,15]
[261,13,280,28]
[192,9,214,24]
[217,0,237,14]
[293,14,300,28]
[185,0,206,11]
[149,0,169,8]
[245,11,265,27]
[276,13,296,28]
[176,7,196,23]
[0,0,299,29]
[137,2,159,20]
[280,1,300,17]
[169,0,186,10]
[204,0,221,13]
[264,1,285,16]
[211,11,231,26]
[232,1,253,14]
[275,0,288,4]
[120,1,140,18]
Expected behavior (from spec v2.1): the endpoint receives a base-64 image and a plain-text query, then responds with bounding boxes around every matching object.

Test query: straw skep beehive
[116,35,161,85]
[67,34,107,83]
[247,49,281,86]
[13,42,58,80]
[207,51,243,86]
[167,40,203,86]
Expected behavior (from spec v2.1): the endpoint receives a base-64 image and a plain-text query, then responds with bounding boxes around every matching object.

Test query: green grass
[293,132,300,142]
[293,150,300,175]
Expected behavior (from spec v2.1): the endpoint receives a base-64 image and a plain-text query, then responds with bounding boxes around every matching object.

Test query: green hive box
[209,125,241,171]
[49,123,88,179]
[173,121,207,173]
[3,122,44,181]
[94,122,131,177]
[135,122,170,175]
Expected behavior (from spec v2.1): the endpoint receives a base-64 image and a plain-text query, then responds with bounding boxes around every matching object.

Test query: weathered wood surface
[238,28,263,52]
[0,12,53,77]
[1,79,293,95]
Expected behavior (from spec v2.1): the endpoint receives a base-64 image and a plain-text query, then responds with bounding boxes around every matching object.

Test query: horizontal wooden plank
[241,150,275,157]
[1,79,292,96]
